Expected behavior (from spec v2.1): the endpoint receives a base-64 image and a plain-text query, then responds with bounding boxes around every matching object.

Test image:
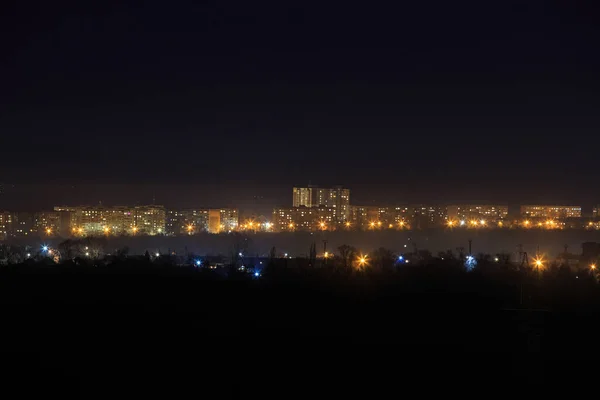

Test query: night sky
[2,1,600,212]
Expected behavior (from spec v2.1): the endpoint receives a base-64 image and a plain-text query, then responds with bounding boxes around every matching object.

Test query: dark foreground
[0,263,598,398]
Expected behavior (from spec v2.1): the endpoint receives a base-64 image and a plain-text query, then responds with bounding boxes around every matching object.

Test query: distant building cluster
[0,205,239,240]
[0,184,599,240]
[272,186,596,232]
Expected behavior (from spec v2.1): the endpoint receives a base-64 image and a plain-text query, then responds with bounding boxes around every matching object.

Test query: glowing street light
[324,252,329,259]
[187,225,193,233]
[345,222,351,228]
[370,222,376,228]
[447,220,455,227]
[46,228,52,235]
[479,219,486,226]
[591,264,596,270]
[357,254,368,267]
[319,221,326,230]
[533,257,544,269]
[399,221,405,227]
[289,223,294,229]
[523,220,531,227]
[132,226,138,234]
[103,227,110,234]
[265,222,272,230]
[459,220,466,226]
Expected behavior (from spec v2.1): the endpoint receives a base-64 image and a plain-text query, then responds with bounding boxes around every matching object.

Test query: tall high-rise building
[292,187,314,208]
[292,185,350,223]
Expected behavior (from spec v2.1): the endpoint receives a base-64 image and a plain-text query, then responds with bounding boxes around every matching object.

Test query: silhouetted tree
[309,242,317,266]
[371,247,395,270]
[58,239,76,260]
[115,246,130,259]
[338,244,357,269]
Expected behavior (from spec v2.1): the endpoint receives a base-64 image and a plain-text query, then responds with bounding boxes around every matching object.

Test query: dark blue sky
[2,0,600,210]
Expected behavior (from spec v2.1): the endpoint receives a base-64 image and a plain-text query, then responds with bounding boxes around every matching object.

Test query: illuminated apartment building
[0,212,13,240]
[447,205,509,221]
[273,206,336,232]
[134,205,166,235]
[520,205,582,219]
[292,185,350,222]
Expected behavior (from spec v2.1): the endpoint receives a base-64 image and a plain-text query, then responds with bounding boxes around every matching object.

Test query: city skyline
[2,183,600,240]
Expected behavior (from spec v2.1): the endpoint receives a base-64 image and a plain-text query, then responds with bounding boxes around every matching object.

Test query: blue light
[195,260,201,266]
[398,255,404,261]
[254,272,260,277]
[465,255,477,271]
[42,245,48,252]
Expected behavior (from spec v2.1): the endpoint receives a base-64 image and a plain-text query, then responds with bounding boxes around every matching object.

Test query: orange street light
[357,254,368,267]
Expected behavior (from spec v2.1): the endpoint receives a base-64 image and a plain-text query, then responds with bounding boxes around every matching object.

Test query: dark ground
[0,266,597,398]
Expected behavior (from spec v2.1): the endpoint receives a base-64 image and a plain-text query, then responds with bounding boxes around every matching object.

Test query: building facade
[0,212,13,240]
[520,205,582,219]
[134,205,166,235]
[165,208,238,235]
[447,205,509,222]
[273,206,336,232]
[219,208,239,231]
[292,185,350,222]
